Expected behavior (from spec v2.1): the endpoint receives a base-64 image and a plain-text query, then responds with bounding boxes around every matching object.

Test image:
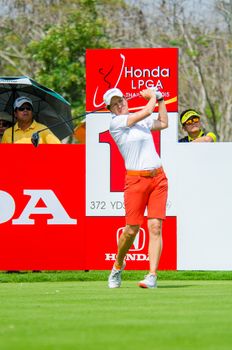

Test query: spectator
[1,96,61,144]
[179,109,217,142]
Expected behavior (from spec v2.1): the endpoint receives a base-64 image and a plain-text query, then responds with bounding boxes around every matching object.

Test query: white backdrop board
[87,113,232,270]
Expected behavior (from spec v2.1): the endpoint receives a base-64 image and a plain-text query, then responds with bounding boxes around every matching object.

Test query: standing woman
[104,87,168,289]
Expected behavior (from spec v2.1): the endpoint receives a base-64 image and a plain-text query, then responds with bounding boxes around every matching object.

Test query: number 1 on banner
[99,130,125,192]
[99,130,161,192]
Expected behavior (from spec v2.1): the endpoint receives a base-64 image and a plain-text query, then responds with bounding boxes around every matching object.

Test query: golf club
[31,92,143,147]
[31,106,104,147]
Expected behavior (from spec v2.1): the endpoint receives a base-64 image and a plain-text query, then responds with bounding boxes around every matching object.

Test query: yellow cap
[180,110,201,125]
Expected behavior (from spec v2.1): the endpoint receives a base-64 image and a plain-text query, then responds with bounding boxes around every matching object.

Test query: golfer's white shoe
[138,273,157,289]
[108,261,126,288]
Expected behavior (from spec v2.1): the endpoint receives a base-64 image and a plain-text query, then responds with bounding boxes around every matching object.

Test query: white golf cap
[13,96,33,110]
[103,88,123,106]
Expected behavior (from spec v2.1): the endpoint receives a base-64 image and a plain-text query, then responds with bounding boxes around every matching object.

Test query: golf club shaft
[35,107,102,135]
[35,93,141,135]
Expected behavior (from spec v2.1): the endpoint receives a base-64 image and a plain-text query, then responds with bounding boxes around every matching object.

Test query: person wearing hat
[0,111,13,142]
[1,96,61,144]
[104,87,168,289]
[179,109,217,142]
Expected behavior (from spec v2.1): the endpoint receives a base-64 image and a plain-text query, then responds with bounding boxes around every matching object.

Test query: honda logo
[116,227,146,251]
[0,189,77,225]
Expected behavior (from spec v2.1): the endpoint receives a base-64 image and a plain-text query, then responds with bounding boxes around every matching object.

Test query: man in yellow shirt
[1,96,61,144]
[179,109,217,142]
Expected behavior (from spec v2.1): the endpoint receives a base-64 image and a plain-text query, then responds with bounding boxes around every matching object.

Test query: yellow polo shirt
[1,120,61,144]
[188,130,217,142]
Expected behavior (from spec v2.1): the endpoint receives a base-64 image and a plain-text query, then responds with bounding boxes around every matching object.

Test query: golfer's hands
[155,89,163,101]
[140,88,156,100]
[150,87,163,100]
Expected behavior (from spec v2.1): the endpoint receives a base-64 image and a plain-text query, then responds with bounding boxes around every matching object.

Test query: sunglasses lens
[185,117,199,125]
[18,106,32,111]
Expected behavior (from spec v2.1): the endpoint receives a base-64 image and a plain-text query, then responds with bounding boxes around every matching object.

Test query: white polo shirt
[109,114,162,170]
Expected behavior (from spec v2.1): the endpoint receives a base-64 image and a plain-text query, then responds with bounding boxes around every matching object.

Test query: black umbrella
[0,76,73,142]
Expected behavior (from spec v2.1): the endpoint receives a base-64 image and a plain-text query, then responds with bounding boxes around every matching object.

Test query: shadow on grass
[158,284,196,289]
[122,283,196,289]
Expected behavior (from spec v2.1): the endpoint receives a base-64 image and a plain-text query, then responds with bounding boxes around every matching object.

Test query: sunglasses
[17,106,32,111]
[184,116,200,125]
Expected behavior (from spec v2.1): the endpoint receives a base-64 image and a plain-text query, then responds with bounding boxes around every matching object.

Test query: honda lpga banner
[86,48,178,213]
[0,48,178,270]
[86,48,177,112]
[85,48,178,269]
[85,48,232,271]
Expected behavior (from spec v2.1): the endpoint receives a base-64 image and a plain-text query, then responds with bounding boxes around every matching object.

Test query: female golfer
[104,87,168,289]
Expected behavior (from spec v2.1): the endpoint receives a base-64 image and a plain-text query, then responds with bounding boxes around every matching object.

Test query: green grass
[0,275,232,350]
[1,270,232,283]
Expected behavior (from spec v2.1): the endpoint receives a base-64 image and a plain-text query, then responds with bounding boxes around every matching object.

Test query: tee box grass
[0,271,232,350]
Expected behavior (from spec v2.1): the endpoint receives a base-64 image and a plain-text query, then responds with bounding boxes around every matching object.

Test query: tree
[1,0,231,140]
[28,0,110,117]
[126,0,232,141]
[0,0,145,132]
[0,0,73,76]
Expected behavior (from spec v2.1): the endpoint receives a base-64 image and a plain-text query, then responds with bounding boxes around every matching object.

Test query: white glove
[155,90,163,101]
[150,87,163,100]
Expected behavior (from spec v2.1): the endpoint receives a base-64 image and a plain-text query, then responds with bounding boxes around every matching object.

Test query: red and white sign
[85,216,176,270]
[85,48,178,269]
[0,143,176,271]
[0,48,178,271]
[86,48,178,112]
[0,144,86,270]
[2,49,232,271]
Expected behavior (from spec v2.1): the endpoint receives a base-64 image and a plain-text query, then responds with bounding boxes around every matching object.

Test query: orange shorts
[124,168,168,225]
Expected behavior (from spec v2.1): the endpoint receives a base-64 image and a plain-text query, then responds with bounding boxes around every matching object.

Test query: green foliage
[195,35,211,47]
[1,0,231,139]
[27,0,110,118]
[186,47,199,59]
[168,38,184,47]
[204,102,220,122]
